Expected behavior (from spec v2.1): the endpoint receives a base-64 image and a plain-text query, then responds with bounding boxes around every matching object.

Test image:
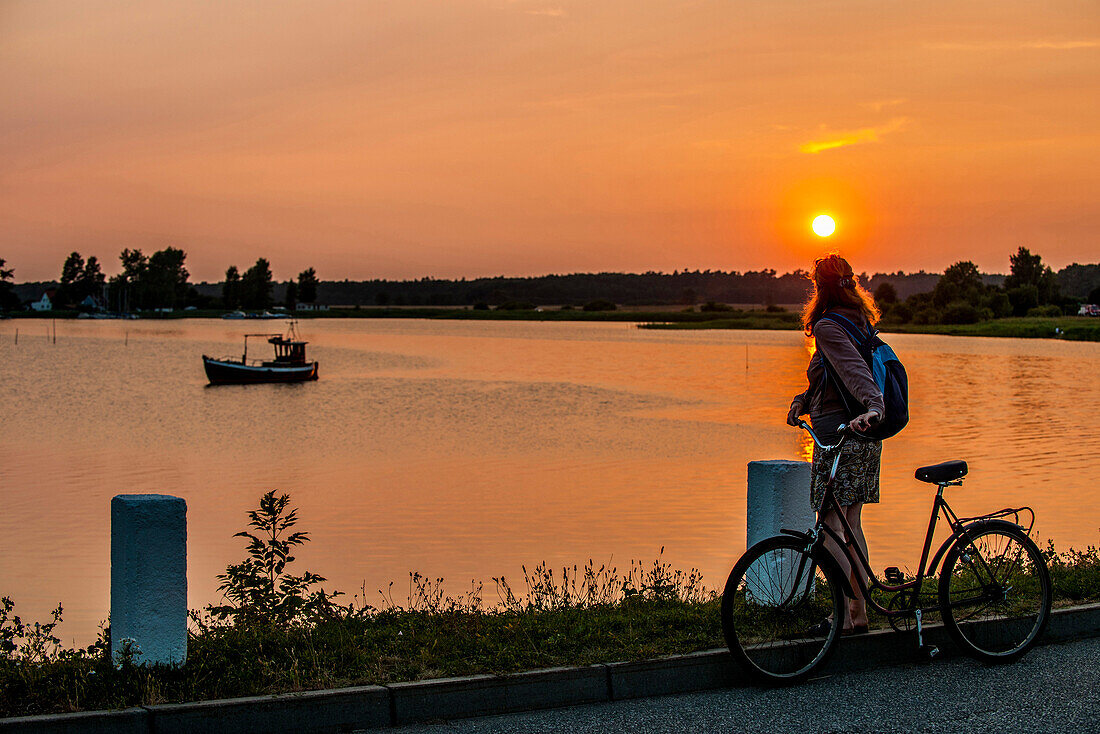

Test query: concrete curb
[4,602,1099,733]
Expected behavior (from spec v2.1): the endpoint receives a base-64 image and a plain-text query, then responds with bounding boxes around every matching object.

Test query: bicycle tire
[939,523,1051,662]
[721,535,845,684]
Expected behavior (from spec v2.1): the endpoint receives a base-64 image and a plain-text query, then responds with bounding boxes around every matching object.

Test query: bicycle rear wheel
[721,535,844,684]
[939,524,1051,662]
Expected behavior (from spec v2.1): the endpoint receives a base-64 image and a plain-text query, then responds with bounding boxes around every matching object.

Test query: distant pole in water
[52,319,57,344]
[14,328,17,344]
[745,344,749,372]
[125,330,129,346]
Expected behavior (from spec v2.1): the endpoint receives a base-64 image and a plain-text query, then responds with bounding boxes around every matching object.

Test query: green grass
[881,316,1100,341]
[4,539,1100,718]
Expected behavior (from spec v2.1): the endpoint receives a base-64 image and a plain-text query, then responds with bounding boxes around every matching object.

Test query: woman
[786,254,884,634]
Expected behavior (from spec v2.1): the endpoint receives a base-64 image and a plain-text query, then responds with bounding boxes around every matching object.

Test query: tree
[60,252,84,287]
[1004,246,1059,305]
[297,267,318,304]
[75,256,105,305]
[223,265,242,309]
[57,252,85,306]
[284,280,298,310]
[873,282,898,305]
[242,258,274,310]
[144,247,190,309]
[108,248,149,312]
[0,257,19,311]
[932,261,983,308]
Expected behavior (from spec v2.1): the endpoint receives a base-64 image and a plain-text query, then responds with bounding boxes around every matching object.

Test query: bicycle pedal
[919,644,940,660]
[884,566,904,584]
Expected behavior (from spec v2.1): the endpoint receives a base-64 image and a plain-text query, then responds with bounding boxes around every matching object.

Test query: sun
[812,214,836,237]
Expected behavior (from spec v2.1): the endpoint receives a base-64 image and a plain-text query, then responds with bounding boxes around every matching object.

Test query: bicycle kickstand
[914,609,939,660]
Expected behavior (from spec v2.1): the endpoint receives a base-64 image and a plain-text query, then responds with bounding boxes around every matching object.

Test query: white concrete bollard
[111,494,187,666]
[745,460,814,605]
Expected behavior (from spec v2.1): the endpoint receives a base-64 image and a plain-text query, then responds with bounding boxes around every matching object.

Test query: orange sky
[1,0,1097,282]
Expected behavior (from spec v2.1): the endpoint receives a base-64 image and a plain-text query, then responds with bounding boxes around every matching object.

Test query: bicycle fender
[928,519,1027,577]
[780,528,812,541]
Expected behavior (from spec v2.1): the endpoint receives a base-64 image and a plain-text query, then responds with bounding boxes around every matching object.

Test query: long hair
[801,254,880,335]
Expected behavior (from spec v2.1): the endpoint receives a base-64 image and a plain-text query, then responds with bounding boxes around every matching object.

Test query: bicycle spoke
[940,526,1051,661]
[723,537,844,682]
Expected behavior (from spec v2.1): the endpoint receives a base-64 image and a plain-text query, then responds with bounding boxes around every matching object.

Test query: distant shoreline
[4,307,1098,341]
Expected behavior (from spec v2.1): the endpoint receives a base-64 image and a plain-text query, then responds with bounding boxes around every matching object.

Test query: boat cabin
[268,335,309,365]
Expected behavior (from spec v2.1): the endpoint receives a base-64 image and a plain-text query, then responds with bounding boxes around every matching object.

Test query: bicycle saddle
[914,460,968,484]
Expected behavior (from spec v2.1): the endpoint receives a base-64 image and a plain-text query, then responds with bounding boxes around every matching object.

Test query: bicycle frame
[796,420,1031,620]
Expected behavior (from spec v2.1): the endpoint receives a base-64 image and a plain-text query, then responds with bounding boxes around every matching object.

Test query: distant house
[1080,304,1100,317]
[30,290,56,312]
[80,294,106,311]
[296,303,330,311]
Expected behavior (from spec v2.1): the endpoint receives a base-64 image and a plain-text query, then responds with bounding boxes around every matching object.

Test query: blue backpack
[816,312,909,440]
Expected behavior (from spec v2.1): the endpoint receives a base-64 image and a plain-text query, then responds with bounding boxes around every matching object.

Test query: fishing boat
[203,321,319,384]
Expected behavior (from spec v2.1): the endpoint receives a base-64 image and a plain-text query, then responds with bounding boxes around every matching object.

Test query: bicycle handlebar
[796,419,850,451]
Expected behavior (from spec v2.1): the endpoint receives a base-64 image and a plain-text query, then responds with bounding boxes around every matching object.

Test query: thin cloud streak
[799,118,910,155]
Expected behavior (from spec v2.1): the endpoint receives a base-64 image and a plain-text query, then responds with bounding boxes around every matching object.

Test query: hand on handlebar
[786,401,805,427]
[848,410,880,433]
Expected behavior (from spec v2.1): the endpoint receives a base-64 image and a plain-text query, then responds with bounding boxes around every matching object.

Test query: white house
[30,291,55,312]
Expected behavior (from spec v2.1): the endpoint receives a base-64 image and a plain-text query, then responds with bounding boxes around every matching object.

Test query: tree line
[0,248,320,313]
[873,247,1100,325]
[2,246,1098,316]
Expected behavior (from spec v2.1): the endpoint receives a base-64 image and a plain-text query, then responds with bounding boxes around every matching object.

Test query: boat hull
[203,356,319,385]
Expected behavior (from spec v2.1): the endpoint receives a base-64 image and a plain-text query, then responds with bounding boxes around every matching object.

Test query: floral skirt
[809,431,882,512]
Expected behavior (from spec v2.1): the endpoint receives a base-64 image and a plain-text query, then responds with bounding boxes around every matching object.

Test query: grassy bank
[641,314,1100,341]
[2,558,719,718]
[879,316,1100,341]
[7,308,1098,340]
[4,542,1099,718]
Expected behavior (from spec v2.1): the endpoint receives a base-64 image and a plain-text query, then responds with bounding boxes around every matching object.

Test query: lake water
[1,318,1098,644]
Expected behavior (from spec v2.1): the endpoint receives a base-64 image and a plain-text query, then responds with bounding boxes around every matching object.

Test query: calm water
[1,318,1098,643]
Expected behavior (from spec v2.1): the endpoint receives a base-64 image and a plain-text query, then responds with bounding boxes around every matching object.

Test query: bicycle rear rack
[955,506,1035,535]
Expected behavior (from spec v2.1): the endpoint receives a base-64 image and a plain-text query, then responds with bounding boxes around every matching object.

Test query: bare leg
[819,508,853,629]
[844,503,869,627]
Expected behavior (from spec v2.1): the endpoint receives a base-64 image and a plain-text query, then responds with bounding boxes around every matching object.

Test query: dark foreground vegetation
[3,492,1100,718]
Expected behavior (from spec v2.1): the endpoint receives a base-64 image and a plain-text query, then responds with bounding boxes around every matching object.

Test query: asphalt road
[389,636,1100,733]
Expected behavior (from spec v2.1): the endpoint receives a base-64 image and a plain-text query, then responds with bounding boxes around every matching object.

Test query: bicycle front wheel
[939,524,1051,662]
[721,536,844,684]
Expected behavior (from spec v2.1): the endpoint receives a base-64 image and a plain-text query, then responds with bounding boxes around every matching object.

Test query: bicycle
[720,420,1052,684]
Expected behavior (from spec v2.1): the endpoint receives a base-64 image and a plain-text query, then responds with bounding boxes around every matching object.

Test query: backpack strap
[817,312,872,347]
[814,312,871,419]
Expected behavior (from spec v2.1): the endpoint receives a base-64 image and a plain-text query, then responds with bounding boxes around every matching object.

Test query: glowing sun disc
[812,215,836,237]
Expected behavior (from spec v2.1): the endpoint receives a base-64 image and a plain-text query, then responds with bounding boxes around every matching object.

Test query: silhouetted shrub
[941,301,981,324]
[583,300,617,311]
[912,307,940,325]
[1007,285,1039,316]
[874,282,898,305]
[884,303,912,323]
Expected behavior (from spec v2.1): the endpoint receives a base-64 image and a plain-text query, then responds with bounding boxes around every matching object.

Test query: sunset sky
[2,0,1097,282]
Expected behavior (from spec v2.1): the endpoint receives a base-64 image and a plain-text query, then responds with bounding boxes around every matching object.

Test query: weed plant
[3,493,1100,718]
